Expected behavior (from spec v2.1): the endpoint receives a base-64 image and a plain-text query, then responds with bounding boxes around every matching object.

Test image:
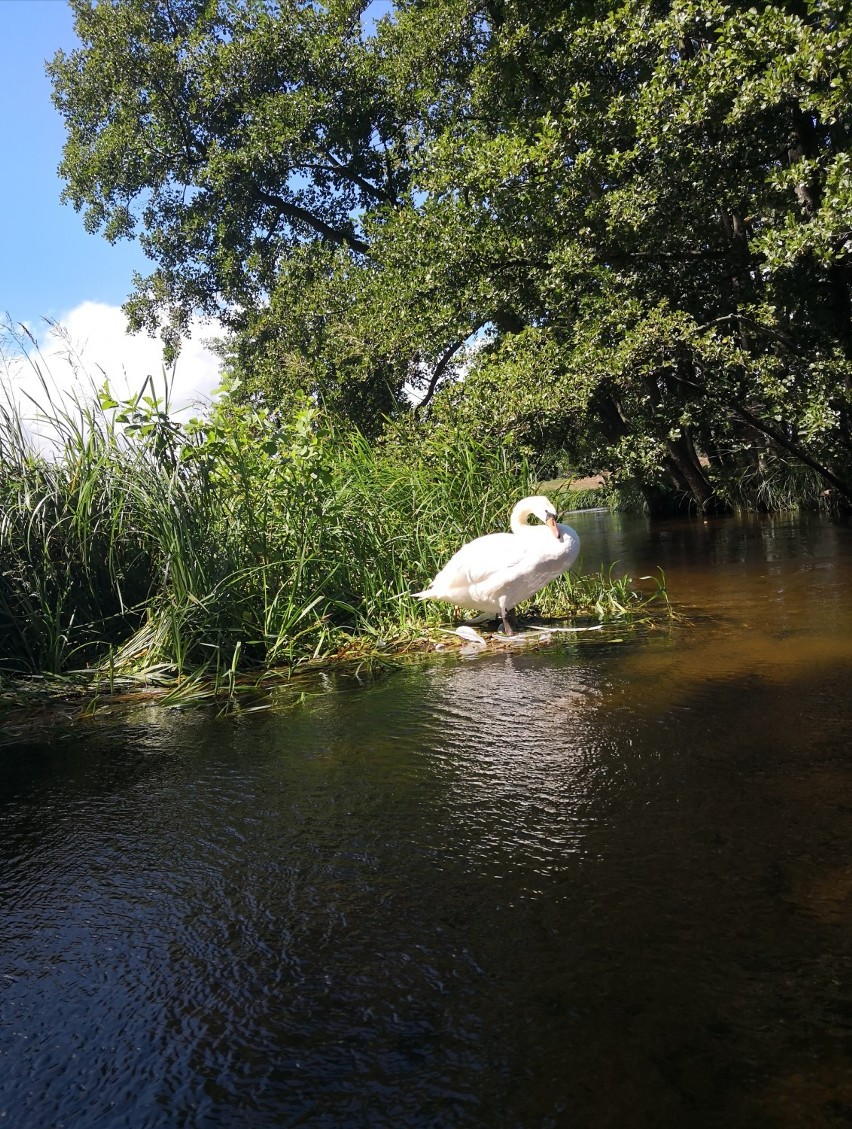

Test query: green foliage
[394,0,852,511]
[48,0,398,335]
[49,0,852,511]
[0,367,646,682]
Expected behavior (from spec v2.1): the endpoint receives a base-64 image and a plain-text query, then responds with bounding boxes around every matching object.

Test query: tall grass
[0,365,657,687]
[717,448,829,513]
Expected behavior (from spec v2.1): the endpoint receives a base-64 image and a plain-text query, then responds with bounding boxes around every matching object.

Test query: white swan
[414,495,580,635]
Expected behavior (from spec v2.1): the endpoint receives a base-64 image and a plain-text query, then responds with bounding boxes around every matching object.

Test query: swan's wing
[428,532,528,589]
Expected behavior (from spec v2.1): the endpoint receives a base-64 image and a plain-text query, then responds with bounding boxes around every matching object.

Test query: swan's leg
[498,597,515,635]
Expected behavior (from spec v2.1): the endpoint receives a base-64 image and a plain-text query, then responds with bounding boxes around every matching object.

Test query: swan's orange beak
[545,514,560,538]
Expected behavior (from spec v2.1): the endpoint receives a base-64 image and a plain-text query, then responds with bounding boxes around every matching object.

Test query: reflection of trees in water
[575,507,849,582]
[568,509,647,574]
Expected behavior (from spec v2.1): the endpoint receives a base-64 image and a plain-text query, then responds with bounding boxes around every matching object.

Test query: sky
[0,0,222,420]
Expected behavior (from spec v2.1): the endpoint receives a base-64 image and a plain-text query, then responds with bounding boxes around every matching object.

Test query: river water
[1,512,851,1128]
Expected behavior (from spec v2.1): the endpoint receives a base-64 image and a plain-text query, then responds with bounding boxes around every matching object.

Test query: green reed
[0,364,662,690]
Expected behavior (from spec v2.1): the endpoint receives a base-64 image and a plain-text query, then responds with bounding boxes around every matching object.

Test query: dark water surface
[2,513,852,1128]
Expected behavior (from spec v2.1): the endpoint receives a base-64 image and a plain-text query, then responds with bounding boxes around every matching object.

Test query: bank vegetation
[0,366,663,704]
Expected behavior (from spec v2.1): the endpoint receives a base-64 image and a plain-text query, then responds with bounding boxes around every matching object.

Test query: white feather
[455,625,487,646]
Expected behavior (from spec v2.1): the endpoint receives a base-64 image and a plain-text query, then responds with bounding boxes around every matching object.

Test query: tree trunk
[590,391,722,515]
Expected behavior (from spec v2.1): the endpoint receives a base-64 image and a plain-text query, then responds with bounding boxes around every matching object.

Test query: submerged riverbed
[1,512,851,1127]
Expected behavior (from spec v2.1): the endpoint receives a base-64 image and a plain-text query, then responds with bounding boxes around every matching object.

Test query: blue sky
[0,0,219,415]
[1,0,151,324]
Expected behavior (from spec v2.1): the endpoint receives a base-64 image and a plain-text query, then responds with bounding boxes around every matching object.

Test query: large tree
[51,0,852,509]
[374,0,852,509]
[48,0,480,425]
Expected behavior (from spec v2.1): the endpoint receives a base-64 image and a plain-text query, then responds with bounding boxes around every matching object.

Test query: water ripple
[2,514,852,1126]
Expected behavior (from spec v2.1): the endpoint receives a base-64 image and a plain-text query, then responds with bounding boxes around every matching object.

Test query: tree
[50,1,394,336]
[49,0,482,426]
[374,0,852,510]
[51,0,852,509]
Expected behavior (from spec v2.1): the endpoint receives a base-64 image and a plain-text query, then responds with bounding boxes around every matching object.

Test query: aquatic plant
[0,366,663,695]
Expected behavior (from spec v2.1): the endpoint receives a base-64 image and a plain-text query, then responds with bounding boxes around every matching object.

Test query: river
[1,511,851,1127]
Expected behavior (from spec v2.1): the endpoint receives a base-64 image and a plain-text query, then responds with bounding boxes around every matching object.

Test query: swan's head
[516,495,562,538]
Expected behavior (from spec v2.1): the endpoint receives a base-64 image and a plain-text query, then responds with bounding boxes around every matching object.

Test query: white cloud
[2,302,224,431]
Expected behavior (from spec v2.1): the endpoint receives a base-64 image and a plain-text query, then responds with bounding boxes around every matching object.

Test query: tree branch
[729,400,852,500]
[250,184,370,254]
[319,151,396,203]
[415,328,482,415]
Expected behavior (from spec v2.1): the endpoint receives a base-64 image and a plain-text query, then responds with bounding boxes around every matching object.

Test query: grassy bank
[0,375,666,707]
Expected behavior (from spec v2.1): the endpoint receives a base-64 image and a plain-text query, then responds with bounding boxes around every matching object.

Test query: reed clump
[0,370,664,698]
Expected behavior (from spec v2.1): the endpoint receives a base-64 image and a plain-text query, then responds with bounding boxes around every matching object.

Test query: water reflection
[1,513,852,1127]
[414,653,605,876]
[571,506,851,577]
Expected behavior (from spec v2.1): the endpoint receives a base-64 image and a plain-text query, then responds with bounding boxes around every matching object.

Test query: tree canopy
[50,0,852,510]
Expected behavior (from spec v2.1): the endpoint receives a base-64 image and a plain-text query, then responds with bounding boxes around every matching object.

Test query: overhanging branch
[414,327,484,416]
[250,184,370,254]
[730,400,852,500]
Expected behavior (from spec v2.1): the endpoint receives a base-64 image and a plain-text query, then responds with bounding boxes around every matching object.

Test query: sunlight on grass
[0,339,669,709]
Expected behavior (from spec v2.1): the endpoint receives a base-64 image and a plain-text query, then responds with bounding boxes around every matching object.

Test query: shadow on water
[1,512,852,1127]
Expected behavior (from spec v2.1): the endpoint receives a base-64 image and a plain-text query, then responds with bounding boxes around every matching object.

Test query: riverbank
[0,606,672,743]
[0,383,667,715]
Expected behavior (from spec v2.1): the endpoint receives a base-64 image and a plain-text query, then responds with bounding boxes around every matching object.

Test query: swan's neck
[509,501,538,535]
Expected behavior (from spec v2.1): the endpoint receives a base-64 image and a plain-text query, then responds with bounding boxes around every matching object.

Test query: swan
[414,495,580,635]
